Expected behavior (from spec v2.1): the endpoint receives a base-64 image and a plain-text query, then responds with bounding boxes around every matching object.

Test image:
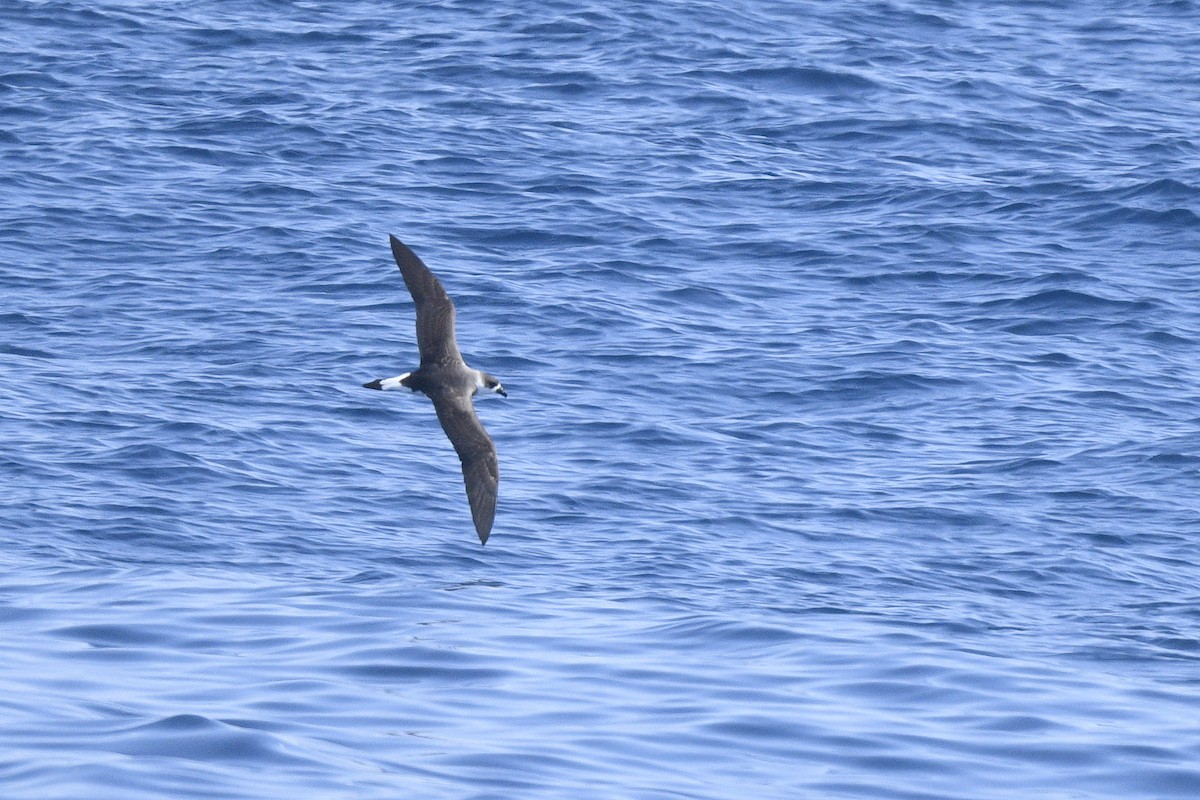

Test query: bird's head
[479,372,507,398]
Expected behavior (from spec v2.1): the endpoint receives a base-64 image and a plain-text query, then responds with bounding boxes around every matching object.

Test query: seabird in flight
[363,235,507,544]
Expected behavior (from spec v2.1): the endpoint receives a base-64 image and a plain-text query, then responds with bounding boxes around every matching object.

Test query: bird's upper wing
[429,388,499,543]
[389,235,461,366]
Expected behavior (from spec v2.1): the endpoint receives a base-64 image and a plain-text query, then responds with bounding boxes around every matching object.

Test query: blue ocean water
[3,0,1200,797]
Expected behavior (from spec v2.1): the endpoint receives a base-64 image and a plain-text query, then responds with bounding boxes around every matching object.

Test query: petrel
[363,235,507,544]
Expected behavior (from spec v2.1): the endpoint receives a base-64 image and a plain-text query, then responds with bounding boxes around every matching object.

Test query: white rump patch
[379,373,412,391]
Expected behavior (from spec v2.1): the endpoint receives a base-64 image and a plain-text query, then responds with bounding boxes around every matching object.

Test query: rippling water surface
[4,1,1200,798]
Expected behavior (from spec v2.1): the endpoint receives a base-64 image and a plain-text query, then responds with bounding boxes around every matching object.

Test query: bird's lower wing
[430,392,499,543]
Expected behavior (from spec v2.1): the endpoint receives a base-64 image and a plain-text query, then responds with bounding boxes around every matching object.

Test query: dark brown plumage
[389,235,460,366]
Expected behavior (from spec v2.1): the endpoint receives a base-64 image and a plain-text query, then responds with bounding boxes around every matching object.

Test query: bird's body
[363,235,507,544]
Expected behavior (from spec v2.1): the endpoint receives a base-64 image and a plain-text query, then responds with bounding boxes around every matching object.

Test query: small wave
[988,288,1150,313]
[110,714,312,765]
[718,65,878,94]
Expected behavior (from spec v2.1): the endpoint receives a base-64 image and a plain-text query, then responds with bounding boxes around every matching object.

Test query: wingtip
[388,234,419,274]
